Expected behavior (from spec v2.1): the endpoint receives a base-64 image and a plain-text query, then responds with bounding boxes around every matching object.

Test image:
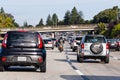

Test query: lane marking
[65,44,90,80]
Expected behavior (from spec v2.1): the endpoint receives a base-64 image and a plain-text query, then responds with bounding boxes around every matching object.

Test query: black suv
[0,31,46,72]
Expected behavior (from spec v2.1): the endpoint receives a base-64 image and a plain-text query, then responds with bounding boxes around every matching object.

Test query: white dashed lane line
[64,47,90,80]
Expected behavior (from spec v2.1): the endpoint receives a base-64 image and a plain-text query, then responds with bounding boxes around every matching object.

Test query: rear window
[43,39,52,43]
[85,36,106,43]
[7,32,38,42]
[76,37,82,40]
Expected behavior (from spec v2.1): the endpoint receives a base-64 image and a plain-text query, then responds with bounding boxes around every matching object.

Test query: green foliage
[111,23,120,37]
[52,13,58,26]
[97,22,106,32]
[46,14,53,26]
[36,18,44,27]
[23,21,28,27]
[0,7,18,28]
[64,10,71,25]
[93,6,119,23]
[63,7,84,25]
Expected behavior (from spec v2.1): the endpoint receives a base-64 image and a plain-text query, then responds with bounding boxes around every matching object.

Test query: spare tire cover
[90,42,103,54]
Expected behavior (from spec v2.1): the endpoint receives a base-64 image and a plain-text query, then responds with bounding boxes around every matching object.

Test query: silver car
[43,38,54,50]
[77,34,109,63]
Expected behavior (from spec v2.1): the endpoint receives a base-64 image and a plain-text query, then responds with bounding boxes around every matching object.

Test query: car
[107,39,120,51]
[0,30,46,72]
[43,38,54,49]
[77,34,109,63]
[70,36,82,52]
[50,38,57,46]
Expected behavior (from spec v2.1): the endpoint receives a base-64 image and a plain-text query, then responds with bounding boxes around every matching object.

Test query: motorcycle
[58,43,63,52]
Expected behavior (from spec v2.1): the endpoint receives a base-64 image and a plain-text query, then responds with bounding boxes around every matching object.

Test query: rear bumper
[0,54,46,67]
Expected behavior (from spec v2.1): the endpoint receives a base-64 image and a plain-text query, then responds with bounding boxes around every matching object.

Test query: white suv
[77,34,109,63]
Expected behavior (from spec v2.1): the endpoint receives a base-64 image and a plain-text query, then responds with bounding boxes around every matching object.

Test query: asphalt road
[0,42,120,80]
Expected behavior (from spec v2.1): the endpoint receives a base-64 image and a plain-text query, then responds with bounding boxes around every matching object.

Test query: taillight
[38,57,43,62]
[38,34,43,49]
[1,57,7,62]
[81,43,84,49]
[106,43,109,49]
[48,42,52,44]
[2,34,8,48]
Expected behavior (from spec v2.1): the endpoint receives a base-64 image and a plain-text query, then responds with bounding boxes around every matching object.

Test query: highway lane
[0,42,120,80]
[65,42,120,80]
[0,47,83,80]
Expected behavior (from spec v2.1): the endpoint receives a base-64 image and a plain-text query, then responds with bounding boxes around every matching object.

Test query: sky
[0,0,120,26]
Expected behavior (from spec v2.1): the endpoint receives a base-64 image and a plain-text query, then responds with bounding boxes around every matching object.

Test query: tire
[40,61,46,72]
[77,54,80,62]
[79,58,83,63]
[52,47,54,50]
[73,49,75,52]
[90,42,103,54]
[4,66,9,70]
[104,57,109,64]
[0,66,4,72]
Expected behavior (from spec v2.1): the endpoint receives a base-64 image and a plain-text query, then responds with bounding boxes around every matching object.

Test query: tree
[36,18,44,27]
[52,13,58,26]
[111,23,120,37]
[93,6,119,23]
[0,7,4,13]
[69,7,78,24]
[69,7,84,25]
[63,10,71,25]
[76,11,84,24]
[23,21,28,27]
[46,14,52,26]
[0,7,18,28]
[97,22,106,34]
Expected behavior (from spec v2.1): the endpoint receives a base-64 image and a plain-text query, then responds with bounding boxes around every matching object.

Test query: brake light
[1,57,7,62]
[18,30,27,32]
[2,34,8,48]
[38,34,43,49]
[38,57,43,62]
[48,42,52,44]
[81,43,84,49]
[106,43,109,49]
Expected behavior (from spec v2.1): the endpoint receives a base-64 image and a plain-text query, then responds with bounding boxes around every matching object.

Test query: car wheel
[4,66,9,70]
[52,47,54,50]
[79,58,83,63]
[77,54,80,62]
[90,42,103,54]
[40,61,46,72]
[0,66,4,72]
[104,57,109,64]
[73,49,75,52]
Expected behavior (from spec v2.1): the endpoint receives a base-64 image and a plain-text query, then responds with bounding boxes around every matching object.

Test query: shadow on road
[60,75,120,80]
[5,66,37,72]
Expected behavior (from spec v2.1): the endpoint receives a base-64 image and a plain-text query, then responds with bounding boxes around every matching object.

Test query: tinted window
[7,32,38,42]
[85,36,106,43]
[43,39,52,43]
[76,37,82,40]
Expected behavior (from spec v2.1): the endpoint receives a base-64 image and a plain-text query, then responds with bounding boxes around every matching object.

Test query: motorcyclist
[58,37,63,52]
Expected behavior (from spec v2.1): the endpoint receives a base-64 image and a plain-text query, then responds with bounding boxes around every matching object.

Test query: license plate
[18,57,26,61]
